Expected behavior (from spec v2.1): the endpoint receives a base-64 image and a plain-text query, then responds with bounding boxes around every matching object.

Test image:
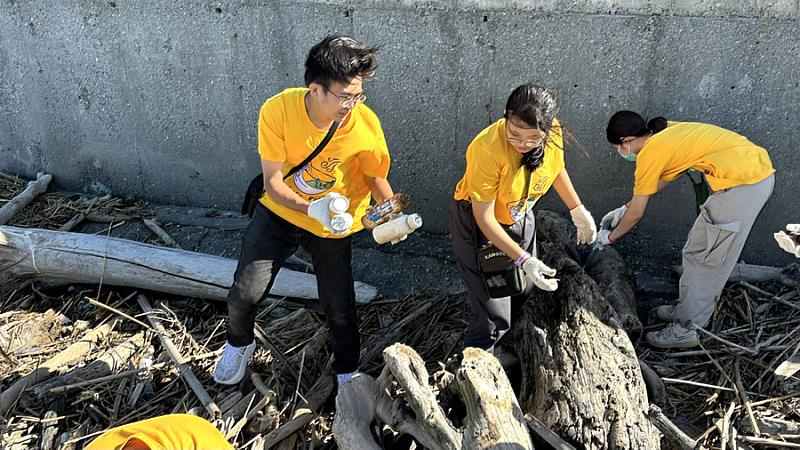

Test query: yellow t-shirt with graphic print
[454,118,565,225]
[634,121,774,196]
[85,414,234,450]
[258,88,391,238]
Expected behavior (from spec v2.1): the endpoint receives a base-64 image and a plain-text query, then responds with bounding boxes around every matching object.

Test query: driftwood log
[333,344,532,449]
[330,210,660,449]
[0,225,378,303]
[508,210,660,449]
[0,172,52,225]
[537,210,642,336]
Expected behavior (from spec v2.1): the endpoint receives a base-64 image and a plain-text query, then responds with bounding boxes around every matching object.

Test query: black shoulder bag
[475,169,531,298]
[241,121,340,218]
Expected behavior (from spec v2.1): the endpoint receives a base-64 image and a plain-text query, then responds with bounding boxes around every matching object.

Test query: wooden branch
[0,173,52,225]
[674,262,800,287]
[143,218,183,249]
[261,372,334,448]
[57,213,85,232]
[647,404,708,450]
[525,414,576,450]
[332,374,382,450]
[383,344,462,450]
[0,319,117,414]
[137,294,221,418]
[40,410,59,450]
[32,332,146,396]
[152,205,250,230]
[0,225,378,304]
[458,347,532,449]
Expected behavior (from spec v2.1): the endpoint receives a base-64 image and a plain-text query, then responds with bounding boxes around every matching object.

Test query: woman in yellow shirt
[451,83,597,352]
[598,111,775,349]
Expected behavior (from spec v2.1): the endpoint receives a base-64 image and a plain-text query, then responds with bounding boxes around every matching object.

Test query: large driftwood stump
[334,344,532,449]
[507,211,660,449]
[0,225,378,303]
[511,248,659,449]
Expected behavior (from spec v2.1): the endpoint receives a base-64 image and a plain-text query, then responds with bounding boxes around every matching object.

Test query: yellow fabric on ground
[257,88,390,237]
[85,414,233,450]
[634,121,774,196]
[454,118,565,224]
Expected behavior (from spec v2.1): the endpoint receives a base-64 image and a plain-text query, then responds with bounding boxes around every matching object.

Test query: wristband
[515,252,532,267]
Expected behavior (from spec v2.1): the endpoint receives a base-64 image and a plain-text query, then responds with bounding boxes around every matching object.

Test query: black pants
[449,200,536,352]
[226,203,359,374]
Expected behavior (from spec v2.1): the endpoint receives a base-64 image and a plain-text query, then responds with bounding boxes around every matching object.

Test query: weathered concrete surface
[1,0,798,266]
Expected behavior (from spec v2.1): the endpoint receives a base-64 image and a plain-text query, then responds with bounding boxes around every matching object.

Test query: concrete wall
[1,0,798,266]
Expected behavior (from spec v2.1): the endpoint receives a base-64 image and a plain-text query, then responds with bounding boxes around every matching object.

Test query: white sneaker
[652,305,677,322]
[213,341,256,385]
[645,323,700,349]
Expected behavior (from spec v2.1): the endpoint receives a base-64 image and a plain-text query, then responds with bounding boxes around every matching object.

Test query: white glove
[308,193,351,234]
[519,254,559,292]
[775,224,800,258]
[597,229,613,246]
[600,205,628,230]
[569,204,597,245]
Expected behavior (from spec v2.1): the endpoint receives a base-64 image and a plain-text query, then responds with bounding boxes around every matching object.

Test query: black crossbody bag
[241,121,340,218]
[475,169,531,298]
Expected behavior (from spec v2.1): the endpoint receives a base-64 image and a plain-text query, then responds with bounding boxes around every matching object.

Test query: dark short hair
[504,83,560,171]
[304,35,380,88]
[606,111,668,144]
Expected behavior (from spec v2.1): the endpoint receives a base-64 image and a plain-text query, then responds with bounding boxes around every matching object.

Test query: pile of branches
[639,279,800,449]
[0,279,467,450]
[0,172,471,449]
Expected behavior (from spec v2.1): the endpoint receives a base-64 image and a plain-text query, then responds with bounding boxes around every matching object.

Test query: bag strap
[283,121,340,181]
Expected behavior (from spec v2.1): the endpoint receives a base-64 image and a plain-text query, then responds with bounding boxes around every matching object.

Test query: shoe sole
[645,338,699,349]
[213,344,256,385]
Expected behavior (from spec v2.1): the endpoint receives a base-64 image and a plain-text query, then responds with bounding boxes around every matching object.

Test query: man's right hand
[518,253,559,291]
[307,193,350,233]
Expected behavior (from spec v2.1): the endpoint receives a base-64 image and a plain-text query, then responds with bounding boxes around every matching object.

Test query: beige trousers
[675,174,774,327]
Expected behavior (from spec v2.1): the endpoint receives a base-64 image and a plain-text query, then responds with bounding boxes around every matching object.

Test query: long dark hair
[606,110,667,144]
[503,83,560,171]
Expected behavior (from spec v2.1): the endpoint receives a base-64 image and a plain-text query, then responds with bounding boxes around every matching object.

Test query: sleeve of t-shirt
[633,152,666,196]
[465,142,502,203]
[357,120,391,178]
[257,98,286,162]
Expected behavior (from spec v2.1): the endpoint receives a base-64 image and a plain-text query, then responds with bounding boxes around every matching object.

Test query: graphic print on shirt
[293,157,342,196]
[507,174,550,221]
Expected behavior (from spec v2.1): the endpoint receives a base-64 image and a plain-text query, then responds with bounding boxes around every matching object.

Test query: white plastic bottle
[328,195,353,234]
[372,213,423,244]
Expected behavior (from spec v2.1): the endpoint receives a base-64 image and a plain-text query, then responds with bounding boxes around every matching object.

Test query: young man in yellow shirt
[214,35,394,386]
[599,111,775,348]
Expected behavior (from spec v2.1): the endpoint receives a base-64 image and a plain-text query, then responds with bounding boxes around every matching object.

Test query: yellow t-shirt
[634,121,774,196]
[257,88,391,238]
[454,118,565,225]
[84,414,234,450]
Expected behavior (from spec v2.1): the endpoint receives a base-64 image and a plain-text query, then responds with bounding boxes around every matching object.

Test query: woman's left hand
[569,204,597,245]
